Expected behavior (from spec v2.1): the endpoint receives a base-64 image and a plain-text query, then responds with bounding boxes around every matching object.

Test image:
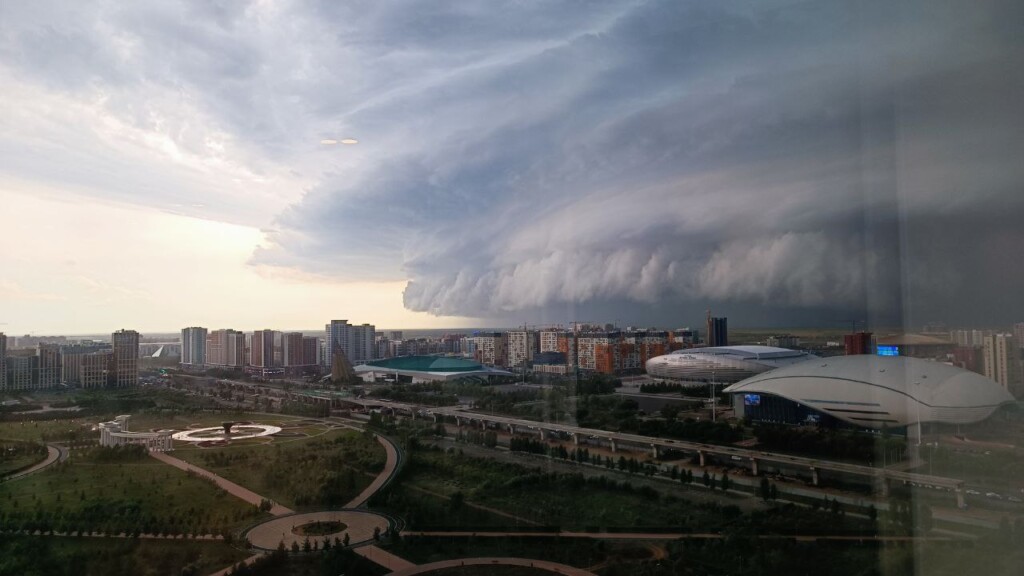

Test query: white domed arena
[645,346,818,383]
[724,355,1015,429]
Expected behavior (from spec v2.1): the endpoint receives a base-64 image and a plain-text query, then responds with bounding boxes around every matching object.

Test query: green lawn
[0,534,250,576]
[388,535,612,568]
[0,440,48,476]
[0,446,263,535]
[173,428,386,509]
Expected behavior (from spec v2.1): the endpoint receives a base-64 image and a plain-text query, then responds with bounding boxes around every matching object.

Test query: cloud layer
[3,1,1023,326]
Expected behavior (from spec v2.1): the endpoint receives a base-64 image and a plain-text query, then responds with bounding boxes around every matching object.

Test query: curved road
[3,444,67,482]
[386,557,597,576]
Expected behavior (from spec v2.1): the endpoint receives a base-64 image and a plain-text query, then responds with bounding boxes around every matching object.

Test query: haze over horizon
[2,1,1023,335]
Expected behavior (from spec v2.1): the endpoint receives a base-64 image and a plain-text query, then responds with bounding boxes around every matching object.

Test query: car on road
[985,492,1002,500]
[966,489,981,495]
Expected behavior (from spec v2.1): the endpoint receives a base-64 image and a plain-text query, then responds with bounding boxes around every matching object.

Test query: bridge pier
[507,424,515,435]
[433,413,440,423]
[455,417,463,428]
[571,433,580,446]
[750,457,759,476]
[697,450,706,467]
[480,420,487,430]
[810,466,819,486]
[651,444,659,458]
[875,477,890,497]
[955,487,966,509]
[609,438,618,453]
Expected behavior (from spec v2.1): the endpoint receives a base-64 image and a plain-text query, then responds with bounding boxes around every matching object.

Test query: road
[150,451,295,516]
[345,433,402,508]
[346,398,967,492]
[2,444,67,481]
[386,557,597,576]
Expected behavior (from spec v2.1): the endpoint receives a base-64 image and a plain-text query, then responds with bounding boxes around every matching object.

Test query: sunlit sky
[2,2,1022,335]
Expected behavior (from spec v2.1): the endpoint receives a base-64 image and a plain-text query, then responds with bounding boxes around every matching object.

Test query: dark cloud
[2,1,1022,326]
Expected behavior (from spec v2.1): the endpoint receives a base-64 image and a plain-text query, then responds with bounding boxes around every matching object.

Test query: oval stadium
[644,345,818,383]
[724,355,1016,428]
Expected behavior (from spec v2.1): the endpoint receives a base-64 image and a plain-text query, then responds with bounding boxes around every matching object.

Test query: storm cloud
[3,1,1022,327]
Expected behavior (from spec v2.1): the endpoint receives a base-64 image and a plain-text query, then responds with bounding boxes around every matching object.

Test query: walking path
[246,510,389,550]
[353,545,417,571]
[207,554,263,576]
[385,557,597,576]
[346,435,401,508]
[150,451,294,516]
[3,444,66,481]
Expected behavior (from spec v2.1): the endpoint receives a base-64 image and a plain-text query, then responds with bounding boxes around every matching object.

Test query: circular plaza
[245,510,391,550]
[171,423,282,443]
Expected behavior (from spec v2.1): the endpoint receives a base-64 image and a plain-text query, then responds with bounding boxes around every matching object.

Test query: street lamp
[913,381,922,447]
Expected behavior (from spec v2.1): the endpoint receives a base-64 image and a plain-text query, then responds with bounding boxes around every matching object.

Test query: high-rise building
[36,343,62,388]
[181,327,208,367]
[327,319,352,360]
[577,332,622,373]
[5,352,36,390]
[983,333,1018,393]
[282,332,305,366]
[539,330,561,353]
[1014,323,1024,350]
[844,332,874,355]
[250,330,280,368]
[206,329,246,368]
[474,332,507,366]
[80,351,113,388]
[389,331,403,341]
[706,311,728,347]
[303,336,320,367]
[0,333,6,389]
[326,320,376,364]
[506,330,539,368]
[352,324,376,363]
[111,329,140,387]
[61,343,112,385]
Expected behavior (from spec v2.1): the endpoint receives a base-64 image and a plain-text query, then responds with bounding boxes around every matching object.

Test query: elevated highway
[343,397,967,507]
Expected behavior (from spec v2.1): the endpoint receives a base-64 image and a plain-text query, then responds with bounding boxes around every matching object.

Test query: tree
[343,532,350,547]
[769,483,778,500]
[702,470,711,487]
[372,527,381,541]
[720,472,730,492]
[759,477,771,501]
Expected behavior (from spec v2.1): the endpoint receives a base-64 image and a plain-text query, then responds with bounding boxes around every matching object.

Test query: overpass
[341,397,967,507]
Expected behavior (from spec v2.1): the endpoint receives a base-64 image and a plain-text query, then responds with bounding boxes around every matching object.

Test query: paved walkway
[149,451,294,516]
[385,557,597,576]
[353,545,418,572]
[3,444,66,481]
[346,434,401,508]
[246,510,390,550]
[206,554,263,576]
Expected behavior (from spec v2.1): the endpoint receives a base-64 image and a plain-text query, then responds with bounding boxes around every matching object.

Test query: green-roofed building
[354,355,514,382]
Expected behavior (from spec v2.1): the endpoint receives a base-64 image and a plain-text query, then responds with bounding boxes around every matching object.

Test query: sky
[1,1,1023,335]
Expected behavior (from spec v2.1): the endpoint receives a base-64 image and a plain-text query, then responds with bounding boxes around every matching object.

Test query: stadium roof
[355,355,513,381]
[363,356,484,372]
[669,345,810,359]
[724,355,1015,427]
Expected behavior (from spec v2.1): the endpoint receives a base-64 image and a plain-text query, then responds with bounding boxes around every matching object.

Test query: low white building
[98,415,174,452]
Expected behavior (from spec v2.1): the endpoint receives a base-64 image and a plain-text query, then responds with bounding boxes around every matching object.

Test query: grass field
[395,448,737,530]
[0,534,250,576]
[0,440,48,476]
[388,535,612,568]
[173,427,385,509]
[0,446,263,535]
